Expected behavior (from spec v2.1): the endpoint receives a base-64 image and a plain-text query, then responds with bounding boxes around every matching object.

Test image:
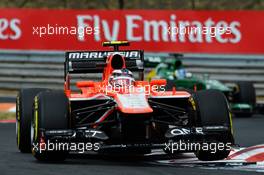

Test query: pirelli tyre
[234,82,256,117]
[31,90,69,161]
[236,82,256,106]
[191,89,234,161]
[16,88,49,153]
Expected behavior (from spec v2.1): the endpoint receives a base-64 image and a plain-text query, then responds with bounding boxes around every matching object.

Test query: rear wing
[65,50,144,74]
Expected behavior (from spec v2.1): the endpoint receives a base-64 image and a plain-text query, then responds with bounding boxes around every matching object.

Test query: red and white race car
[16,41,234,161]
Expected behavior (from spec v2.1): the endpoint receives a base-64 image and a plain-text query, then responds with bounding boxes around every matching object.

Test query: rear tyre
[234,82,256,117]
[236,82,256,106]
[16,88,49,153]
[192,90,234,161]
[31,90,69,161]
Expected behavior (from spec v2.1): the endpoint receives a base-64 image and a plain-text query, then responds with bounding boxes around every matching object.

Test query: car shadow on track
[31,151,193,167]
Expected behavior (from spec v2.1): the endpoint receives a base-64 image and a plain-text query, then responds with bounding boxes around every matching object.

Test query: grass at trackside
[0,112,15,120]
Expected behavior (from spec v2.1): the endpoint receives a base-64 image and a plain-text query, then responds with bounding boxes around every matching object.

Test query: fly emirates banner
[0,9,263,54]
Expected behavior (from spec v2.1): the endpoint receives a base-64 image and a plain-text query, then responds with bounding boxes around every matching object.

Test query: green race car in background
[145,55,257,117]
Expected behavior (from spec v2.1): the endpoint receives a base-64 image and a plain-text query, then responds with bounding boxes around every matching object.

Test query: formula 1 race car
[16,41,234,161]
[145,55,257,117]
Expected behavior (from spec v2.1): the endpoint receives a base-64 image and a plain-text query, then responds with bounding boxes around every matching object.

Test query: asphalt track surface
[1,114,264,175]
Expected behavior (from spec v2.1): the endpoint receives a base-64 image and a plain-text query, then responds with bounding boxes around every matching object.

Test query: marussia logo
[77,14,241,44]
[68,51,140,59]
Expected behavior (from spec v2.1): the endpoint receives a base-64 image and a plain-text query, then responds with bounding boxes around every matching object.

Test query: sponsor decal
[67,51,140,59]
[170,127,204,136]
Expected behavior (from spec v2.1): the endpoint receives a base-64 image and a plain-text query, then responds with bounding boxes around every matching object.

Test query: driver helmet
[175,68,187,79]
[109,68,135,87]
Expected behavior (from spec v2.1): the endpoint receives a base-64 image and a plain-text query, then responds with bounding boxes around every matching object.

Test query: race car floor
[1,115,264,175]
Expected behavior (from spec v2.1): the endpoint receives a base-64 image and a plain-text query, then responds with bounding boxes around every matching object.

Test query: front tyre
[16,88,49,153]
[192,90,234,161]
[31,90,69,161]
